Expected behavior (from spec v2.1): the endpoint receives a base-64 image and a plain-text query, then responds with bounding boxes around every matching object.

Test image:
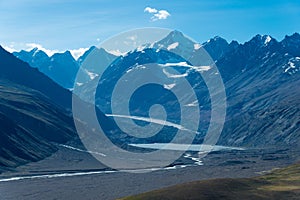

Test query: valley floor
[0,145,299,200]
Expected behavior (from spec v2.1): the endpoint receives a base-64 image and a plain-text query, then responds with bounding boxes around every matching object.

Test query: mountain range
[13,46,117,89]
[69,31,300,148]
[0,30,299,172]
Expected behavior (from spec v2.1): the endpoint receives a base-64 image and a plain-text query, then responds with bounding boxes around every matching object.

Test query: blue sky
[0,0,299,57]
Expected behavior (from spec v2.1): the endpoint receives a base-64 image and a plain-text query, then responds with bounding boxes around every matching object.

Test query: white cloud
[2,45,17,53]
[2,42,88,60]
[144,7,157,13]
[152,10,170,21]
[2,42,60,56]
[25,43,61,56]
[127,35,137,41]
[144,7,170,21]
[70,48,89,59]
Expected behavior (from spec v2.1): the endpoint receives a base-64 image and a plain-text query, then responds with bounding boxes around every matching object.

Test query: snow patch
[163,83,176,89]
[289,62,296,68]
[107,49,126,56]
[185,100,198,107]
[283,58,299,75]
[106,114,191,132]
[285,61,296,73]
[160,62,190,67]
[162,68,188,78]
[167,42,179,50]
[137,45,146,51]
[194,43,201,50]
[159,62,211,72]
[32,49,40,57]
[184,153,203,166]
[194,66,211,72]
[130,143,245,152]
[60,144,106,157]
[85,70,99,80]
[264,35,272,45]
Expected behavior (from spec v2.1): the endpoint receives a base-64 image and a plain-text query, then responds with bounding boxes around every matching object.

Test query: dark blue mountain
[281,33,300,57]
[202,36,231,61]
[0,46,125,171]
[14,46,117,90]
[0,46,77,170]
[13,49,79,89]
[1,46,72,109]
[215,34,299,147]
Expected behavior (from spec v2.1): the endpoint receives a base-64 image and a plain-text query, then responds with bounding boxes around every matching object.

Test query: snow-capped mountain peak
[264,35,272,45]
[153,30,195,51]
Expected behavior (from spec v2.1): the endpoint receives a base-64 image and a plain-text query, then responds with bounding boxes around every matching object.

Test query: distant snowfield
[167,42,179,50]
[84,69,99,80]
[106,114,191,132]
[159,62,212,72]
[129,143,245,152]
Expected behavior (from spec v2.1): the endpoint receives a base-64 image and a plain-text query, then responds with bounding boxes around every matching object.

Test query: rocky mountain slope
[0,46,76,172]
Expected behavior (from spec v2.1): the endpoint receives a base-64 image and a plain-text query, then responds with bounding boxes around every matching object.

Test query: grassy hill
[119,163,300,200]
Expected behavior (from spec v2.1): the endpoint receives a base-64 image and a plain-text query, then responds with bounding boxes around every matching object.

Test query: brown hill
[119,163,300,200]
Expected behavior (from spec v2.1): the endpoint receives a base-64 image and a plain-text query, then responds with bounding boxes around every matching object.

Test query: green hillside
[119,163,300,200]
